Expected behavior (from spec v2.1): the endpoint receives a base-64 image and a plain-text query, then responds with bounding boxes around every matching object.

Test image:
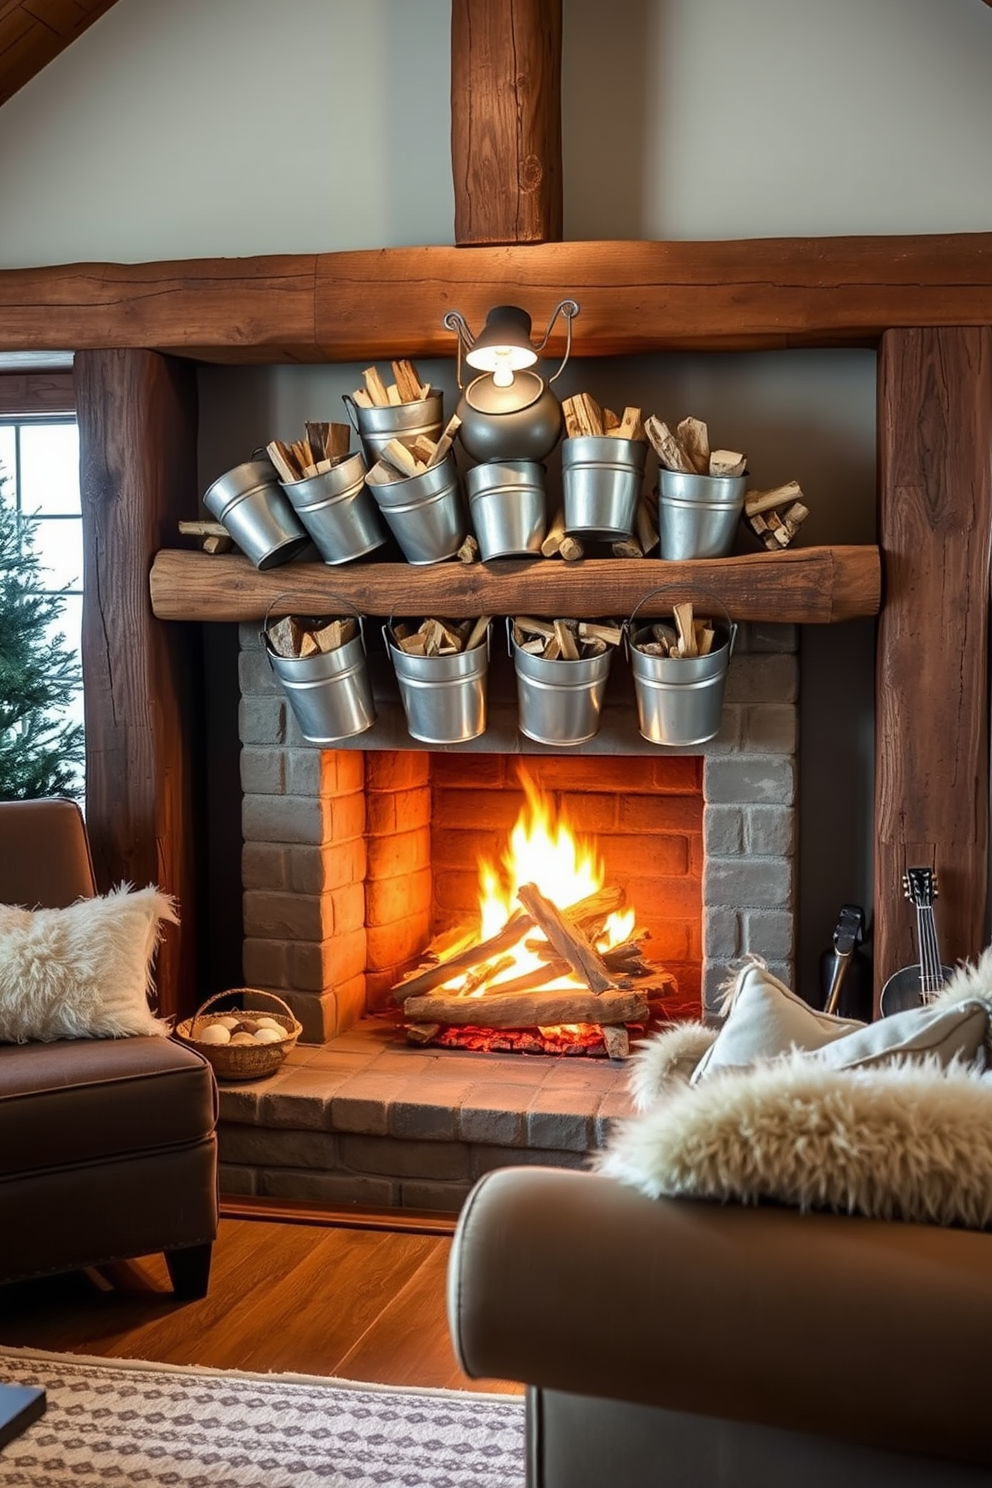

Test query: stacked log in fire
[390,882,676,1060]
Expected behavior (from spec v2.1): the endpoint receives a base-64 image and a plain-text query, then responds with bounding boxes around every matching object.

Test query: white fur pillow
[598,1055,992,1228]
[0,885,177,1042]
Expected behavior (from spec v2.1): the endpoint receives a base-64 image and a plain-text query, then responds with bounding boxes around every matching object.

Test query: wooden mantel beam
[2,236,992,362]
[451,0,562,245]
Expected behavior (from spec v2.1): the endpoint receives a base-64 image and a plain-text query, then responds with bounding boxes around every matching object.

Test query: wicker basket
[175,989,302,1082]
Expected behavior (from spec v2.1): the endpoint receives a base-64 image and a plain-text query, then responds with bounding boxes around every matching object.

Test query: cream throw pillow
[690,962,865,1083]
[0,885,177,1042]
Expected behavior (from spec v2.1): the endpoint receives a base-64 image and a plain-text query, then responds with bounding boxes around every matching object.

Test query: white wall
[3,0,990,990]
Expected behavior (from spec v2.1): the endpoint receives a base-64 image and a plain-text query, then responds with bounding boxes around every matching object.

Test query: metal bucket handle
[384,610,491,659]
[624,584,737,659]
[341,393,362,436]
[261,590,367,663]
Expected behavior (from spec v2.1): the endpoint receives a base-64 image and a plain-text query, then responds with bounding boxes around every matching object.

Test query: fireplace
[238,618,798,1045]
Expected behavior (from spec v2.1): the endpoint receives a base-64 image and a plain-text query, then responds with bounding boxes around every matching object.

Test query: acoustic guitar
[879,867,954,1017]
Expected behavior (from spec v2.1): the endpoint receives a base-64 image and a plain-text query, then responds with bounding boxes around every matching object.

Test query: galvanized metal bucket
[203,457,310,570]
[561,436,646,539]
[385,622,490,744]
[657,469,748,560]
[509,619,614,746]
[366,453,466,565]
[625,587,737,747]
[280,451,387,565]
[343,391,444,464]
[262,600,376,744]
[465,460,546,559]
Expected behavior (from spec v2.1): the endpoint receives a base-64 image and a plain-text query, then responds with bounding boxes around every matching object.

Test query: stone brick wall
[238,620,798,1036]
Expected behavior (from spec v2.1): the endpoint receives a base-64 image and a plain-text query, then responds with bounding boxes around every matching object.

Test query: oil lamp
[442,299,579,462]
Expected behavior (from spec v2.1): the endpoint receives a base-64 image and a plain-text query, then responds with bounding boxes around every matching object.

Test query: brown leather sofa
[0,798,218,1298]
[448,1165,992,1487]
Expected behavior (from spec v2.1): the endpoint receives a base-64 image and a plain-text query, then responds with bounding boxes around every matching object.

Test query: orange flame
[443,770,634,998]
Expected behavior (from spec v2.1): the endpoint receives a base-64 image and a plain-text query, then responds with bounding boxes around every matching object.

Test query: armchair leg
[164,1242,213,1300]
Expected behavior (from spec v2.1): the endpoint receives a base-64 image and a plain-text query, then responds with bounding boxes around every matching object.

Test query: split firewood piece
[304,422,330,464]
[266,440,303,483]
[541,509,566,557]
[602,407,621,433]
[602,1025,630,1059]
[380,439,424,479]
[744,480,804,519]
[514,616,556,641]
[365,458,404,485]
[478,960,572,997]
[673,602,697,657]
[406,1023,442,1046]
[409,435,439,466]
[390,909,534,1002]
[709,449,747,477]
[352,388,373,408]
[644,417,696,474]
[676,417,711,475]
[457,533,480,563]
[403,987,648,1030]
[541,512,586,562]
[615,406,645,441]
[755,502,810,549]
[612,536,644,559]
[562,393,605,439]
[391,359,425,403]
[553,619,580,661]
[311,617,358,653]
[465,615,492,651]
[428,414,462,467]
[362,366,392,407]
[578,621,623,647]
[265,615,300,659]
[635,497,659,556]
[516,882,615,994]
[178,520,234,555]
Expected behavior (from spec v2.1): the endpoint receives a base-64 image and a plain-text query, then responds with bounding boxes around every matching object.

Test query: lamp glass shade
[465,305,538,377]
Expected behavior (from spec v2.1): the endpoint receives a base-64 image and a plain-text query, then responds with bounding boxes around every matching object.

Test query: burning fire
[442,771,635,1002]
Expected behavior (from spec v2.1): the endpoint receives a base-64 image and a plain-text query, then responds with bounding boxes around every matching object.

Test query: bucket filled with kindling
[262,602,376,744]
[625,589,736,747]
[509,616,620,746]
[343,360,444,466]
[203,456,310,570]
[385,615,491,744]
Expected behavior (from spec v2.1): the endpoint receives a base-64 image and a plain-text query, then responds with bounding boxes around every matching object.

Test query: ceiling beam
[0,0,118,107]
[451,0,562,244]
[1,235,992,361]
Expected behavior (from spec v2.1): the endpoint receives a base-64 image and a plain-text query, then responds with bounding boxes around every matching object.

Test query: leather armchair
[0,798,218,1298]
[448,1165,992,1487]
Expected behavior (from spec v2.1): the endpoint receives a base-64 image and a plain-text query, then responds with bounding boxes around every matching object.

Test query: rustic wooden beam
[4,237,992,361]
[875,327,992,1000]
[76,350,201,1022]
[0,0,119,107]
[0,369,74,413]
[451,0,562,245]
[149,547,881,627]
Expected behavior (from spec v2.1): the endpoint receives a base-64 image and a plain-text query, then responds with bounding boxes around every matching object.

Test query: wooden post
[451,0,562,245]
[875,327,992,1000]
[75,349,201,1022]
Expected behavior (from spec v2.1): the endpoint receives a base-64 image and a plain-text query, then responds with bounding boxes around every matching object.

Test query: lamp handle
[539,299,580,385]
[442,310,475,392]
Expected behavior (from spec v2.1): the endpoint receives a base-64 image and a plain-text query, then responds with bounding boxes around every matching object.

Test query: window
[0,417,85,790]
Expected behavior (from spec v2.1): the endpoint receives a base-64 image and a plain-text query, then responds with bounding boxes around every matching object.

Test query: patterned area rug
[0,1346,525,1487]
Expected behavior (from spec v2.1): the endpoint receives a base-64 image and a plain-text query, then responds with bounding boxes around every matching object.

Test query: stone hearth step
[217,1016,636,1214]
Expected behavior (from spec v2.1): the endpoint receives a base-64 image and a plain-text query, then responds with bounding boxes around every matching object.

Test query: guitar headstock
[903,867,938,908]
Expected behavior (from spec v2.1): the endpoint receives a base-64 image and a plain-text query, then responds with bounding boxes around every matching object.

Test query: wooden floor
[0,1210,523,1396]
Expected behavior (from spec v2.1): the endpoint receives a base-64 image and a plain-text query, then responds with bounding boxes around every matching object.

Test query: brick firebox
[238,621,798,1044]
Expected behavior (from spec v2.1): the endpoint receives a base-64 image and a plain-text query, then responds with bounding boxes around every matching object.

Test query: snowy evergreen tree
[0,488,84,800]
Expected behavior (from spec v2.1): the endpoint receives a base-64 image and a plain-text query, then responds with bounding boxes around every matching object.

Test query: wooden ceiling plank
[2,236,992,361]
[0,0,118,106]
[451,0,562,245]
